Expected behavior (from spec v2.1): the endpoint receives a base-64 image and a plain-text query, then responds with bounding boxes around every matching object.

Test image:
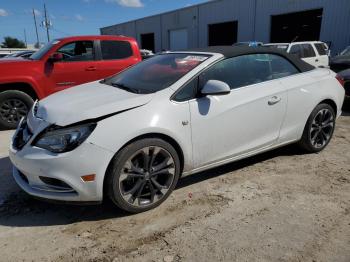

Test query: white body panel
[189,78,287,168]
[9,51,345,202]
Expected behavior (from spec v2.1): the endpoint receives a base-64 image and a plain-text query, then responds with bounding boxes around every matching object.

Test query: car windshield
[340,46,350,56]
[103,53,210,94]
[30,40,60,60]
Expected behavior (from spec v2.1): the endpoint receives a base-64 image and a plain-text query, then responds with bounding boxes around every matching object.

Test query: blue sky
[0,0,209,45]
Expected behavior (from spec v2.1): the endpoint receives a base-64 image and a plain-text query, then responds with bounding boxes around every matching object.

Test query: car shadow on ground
[0,144,305,228]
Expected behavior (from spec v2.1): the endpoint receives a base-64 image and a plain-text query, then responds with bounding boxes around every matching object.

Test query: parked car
[3,50,36,59]
[9,46,345,213]
[140,49,155,60]
[330,46,350,72]
[338,69,350,98]
[233,41,263,47]
[0,52,11,58]
[0,35,142,129]
[264,41,330,68]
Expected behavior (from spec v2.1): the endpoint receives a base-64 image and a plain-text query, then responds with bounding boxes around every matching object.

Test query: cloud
[105,0,144,8]
[24,9,41,16]
[33,9,41,16]
[75,14,84,21]
[0,9,8,17]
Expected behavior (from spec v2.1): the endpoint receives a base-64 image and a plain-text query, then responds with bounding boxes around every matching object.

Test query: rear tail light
[336,74,345,87]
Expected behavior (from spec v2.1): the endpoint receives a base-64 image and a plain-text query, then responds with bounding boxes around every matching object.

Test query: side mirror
[49,53,63,63]
[201,80,230,96]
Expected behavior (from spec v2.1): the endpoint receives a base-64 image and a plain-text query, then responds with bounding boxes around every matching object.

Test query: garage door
[169,29,188,51]
[270,9,323,42]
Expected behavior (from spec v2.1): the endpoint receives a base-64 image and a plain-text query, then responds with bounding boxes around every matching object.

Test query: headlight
[34,123,96,153]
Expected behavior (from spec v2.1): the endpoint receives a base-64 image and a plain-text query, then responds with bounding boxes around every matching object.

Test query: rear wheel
[0,90,34,129]
[298,103,336,153]
[106,138,181,213]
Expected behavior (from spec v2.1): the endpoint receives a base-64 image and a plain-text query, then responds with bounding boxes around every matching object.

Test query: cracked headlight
[34,123,96,153]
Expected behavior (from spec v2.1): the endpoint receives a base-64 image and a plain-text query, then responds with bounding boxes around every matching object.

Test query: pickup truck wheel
[0,90,34,129]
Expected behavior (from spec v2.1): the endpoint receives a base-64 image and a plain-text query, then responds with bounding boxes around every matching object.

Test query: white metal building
[100,0,350,53]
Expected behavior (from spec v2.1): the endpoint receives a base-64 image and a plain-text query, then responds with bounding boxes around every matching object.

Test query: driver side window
[56,41,94,62]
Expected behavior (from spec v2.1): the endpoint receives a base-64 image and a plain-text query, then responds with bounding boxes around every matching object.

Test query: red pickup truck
[0,35,142,129]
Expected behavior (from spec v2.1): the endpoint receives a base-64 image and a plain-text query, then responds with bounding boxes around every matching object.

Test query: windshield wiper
[111,83,141,94]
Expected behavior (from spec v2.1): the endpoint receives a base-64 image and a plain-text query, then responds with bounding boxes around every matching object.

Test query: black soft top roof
[186,46,315,73]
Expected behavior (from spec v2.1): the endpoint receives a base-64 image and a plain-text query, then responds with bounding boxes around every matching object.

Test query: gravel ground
[0,101,349,262]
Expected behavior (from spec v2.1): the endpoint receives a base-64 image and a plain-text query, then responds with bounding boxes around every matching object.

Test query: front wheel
[106,138,181,213]
[0,90,34,129]
[298,103,336,153]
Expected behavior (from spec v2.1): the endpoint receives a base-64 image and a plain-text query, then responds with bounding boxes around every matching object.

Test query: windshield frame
[29,40,60,60]
[103,53,212,94]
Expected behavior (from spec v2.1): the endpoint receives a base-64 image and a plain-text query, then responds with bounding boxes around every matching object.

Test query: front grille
[13,119,33,150]
[39,176,73,191]
[18,171,29,184]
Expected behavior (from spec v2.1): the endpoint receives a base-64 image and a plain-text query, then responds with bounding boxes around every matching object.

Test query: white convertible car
[9,46,345,213]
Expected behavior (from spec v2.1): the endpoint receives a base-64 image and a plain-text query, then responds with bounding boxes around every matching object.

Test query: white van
[264,41,330,68]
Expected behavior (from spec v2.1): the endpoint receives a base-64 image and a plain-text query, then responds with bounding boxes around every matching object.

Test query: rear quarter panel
[278,69,345,143]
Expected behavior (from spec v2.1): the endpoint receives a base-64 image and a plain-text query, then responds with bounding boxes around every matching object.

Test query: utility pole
[32,8,40,47]
[43,3,51,42]
[24,29,27,48]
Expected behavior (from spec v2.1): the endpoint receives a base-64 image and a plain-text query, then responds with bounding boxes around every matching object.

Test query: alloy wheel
[118,146,176,207]
[0,99,28,124]
[310,108,334,148]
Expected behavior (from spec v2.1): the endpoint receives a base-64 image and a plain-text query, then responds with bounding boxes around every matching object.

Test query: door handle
[268,96,281,106]
[85,66,97,71]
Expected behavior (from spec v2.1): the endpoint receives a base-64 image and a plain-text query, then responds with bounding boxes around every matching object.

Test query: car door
[46,40,100,93]
[188,54,289,168]
[314,43,329,68]
[300,44,318,67]
[95,40,140,79]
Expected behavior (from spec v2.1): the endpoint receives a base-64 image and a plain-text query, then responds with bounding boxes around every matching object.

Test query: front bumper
[9,141,114,202]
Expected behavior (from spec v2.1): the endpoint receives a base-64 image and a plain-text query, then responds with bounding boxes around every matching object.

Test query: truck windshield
[30,40,60,60]
[103,53,210,94]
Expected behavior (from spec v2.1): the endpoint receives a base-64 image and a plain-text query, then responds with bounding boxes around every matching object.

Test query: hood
[338,68,350,79]
[330,55,350,64]
[36,81,154,126]
[0,57,31,64]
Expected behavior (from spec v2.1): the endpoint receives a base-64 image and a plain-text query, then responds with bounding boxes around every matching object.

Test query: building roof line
[100,0,223,30]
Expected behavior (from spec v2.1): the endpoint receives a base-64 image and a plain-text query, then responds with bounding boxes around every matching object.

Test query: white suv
[264,41,330,68]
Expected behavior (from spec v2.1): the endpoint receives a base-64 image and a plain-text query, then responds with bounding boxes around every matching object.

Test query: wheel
[106,138,181,213]
[298,103,336,153]
[0,90,34,129]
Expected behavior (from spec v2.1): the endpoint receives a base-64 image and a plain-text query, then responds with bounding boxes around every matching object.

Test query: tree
[1,37,26,48]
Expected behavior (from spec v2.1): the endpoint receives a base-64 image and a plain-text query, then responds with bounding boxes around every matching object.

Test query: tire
[298,103,336,153]
[0,90,34,129]
[106,138,181,213]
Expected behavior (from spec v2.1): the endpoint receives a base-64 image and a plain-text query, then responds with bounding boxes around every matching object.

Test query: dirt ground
[0,102,349,262]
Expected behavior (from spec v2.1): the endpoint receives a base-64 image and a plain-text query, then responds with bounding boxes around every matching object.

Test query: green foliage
[1,36,26,48]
